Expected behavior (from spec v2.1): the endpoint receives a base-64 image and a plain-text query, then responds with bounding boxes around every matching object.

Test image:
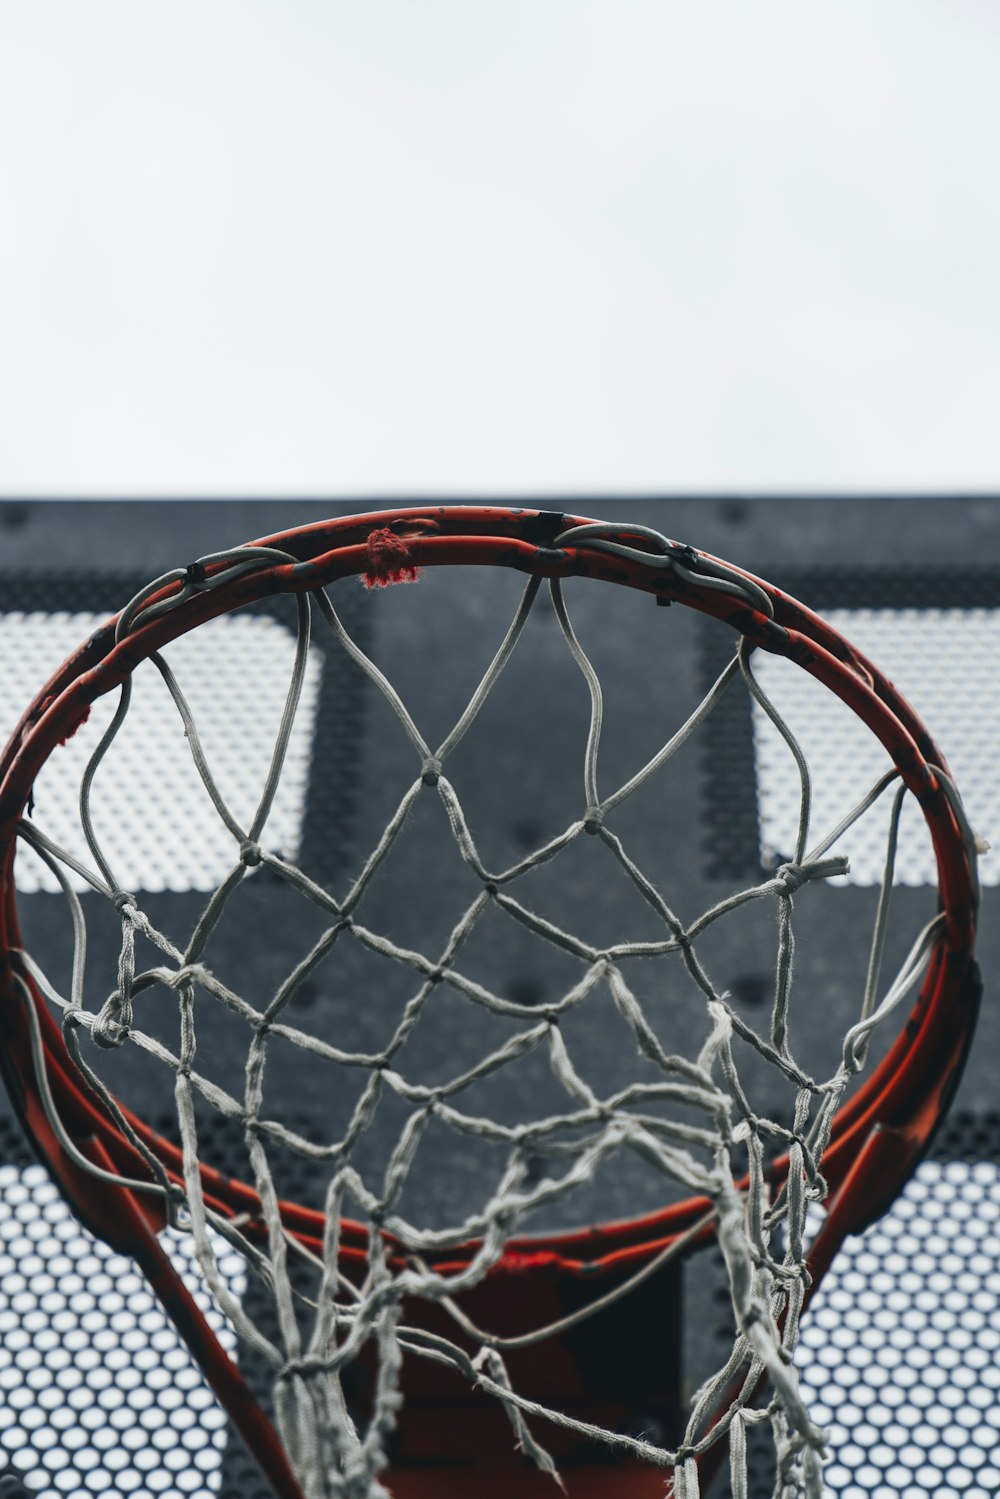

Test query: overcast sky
[2,1,999,497]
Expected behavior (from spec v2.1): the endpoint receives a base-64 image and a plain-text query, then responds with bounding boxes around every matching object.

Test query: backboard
[0,496,996,1499]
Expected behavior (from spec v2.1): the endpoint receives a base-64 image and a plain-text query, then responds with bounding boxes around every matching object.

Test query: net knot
[93,996,130,1049]
[240,840,263,867]
[775,862,808,894]
[421,758,442,787]
[277,1354,328,1385]
[111,890,137,914]
[163,1184,189,1227]
[775,855,848,895]
[583,806,604,834]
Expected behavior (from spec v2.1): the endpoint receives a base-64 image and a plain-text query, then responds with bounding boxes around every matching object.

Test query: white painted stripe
[752,610,997,886]
[1,612,322,894]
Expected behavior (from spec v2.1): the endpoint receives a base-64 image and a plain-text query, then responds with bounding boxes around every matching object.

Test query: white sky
[1,0,999,497]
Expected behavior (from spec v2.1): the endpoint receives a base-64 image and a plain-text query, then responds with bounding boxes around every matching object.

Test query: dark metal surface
[0,496,996,1499]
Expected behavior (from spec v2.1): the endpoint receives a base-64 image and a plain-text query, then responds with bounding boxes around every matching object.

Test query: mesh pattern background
[0,1116,996,1498]
[0,575,372,896]
[0,552,992,1496]
[0,1135,245,1499]
[2,612,323,894]
[797,1157,1000,1499]
[701,570,1000,885]
[751,609,1000,886]
[13,547,889,1495]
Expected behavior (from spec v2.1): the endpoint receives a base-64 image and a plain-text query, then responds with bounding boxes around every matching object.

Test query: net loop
[553,520,776,617]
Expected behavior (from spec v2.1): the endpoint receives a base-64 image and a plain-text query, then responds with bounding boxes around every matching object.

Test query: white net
[5,521,981,1499]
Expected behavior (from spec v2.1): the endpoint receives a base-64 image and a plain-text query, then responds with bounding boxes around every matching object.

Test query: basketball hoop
[0,507,982,1498]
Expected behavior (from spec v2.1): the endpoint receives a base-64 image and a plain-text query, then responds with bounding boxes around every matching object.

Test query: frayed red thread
[362,528,421,589]
[498,1250,563,1274]
[58,706,91,745]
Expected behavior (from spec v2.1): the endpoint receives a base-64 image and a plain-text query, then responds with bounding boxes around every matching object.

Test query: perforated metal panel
[0,573,372,896]
[2,612,322,895]
[751,609,1000,887]
[797,1157,1000,1498]
[0,1116,997,1497]
[701,568,1000,886]
[1,520,997,1497]
[0,1151,245,1498]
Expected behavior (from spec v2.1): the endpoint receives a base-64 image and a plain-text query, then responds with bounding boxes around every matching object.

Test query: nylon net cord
[8,522,980,1499]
